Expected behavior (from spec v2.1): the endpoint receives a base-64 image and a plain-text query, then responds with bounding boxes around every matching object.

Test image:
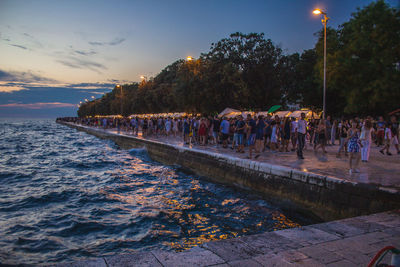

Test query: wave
[0,189,78,212]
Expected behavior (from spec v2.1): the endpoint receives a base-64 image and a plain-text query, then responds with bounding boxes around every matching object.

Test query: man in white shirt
[296,113,307,159]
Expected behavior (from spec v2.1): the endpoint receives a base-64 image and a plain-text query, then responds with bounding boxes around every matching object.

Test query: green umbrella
[267,105,281,113]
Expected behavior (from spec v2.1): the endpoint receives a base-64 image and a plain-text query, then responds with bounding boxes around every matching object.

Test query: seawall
[58,121,400,222]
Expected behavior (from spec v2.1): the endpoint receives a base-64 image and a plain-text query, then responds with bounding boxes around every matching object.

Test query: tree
[78,2,400,118]
[327,0,400,115]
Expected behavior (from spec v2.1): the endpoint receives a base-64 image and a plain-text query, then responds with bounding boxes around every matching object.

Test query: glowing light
[313,9,322,15]
[186,56,193,61]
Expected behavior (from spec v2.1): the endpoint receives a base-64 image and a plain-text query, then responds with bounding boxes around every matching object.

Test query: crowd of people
[57,113,400,174]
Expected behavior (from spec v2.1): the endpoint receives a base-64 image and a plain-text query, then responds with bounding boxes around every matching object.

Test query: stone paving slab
[237,232,303,254]
[311,220,365,238]
[54,258,107,267]
[152,247,225,267]
[200,238,260,262]
[104,252,163,267]
[274,225,340,245]
[53,210,400,267]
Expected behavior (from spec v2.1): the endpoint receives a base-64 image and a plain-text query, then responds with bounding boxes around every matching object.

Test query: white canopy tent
[273,111,292,118]
[289,110,320,119]
[218,108,241,118]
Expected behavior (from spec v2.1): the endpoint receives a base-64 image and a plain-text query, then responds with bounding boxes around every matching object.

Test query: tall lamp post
[116,84,123,116]
[313,9,329,119]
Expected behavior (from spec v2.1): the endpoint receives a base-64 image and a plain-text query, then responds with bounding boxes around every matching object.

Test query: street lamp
[313,8,329,119]
[116,84,123,115]
[186,56,193,61]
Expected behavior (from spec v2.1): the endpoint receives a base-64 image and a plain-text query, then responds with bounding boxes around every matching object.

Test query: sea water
[0,119,302,265]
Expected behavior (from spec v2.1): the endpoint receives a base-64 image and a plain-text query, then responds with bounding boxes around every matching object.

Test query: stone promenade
[56,210,400,267]
[110,128,400,191]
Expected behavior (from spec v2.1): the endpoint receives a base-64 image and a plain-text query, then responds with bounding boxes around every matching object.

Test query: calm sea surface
[0,120,303,265]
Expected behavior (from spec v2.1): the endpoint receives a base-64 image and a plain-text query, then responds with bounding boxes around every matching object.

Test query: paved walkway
[110,129,400,190]
[55,210,400,266]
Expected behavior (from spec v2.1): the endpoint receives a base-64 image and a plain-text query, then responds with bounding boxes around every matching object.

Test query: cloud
[0,69,57,83]
[88,41,104,46]
[0,84,28,93]
[0,102,76,109]
[109,38,126,46]
[1,30,43,50]
[21,32,44,49]
[89,37,126,46]
[66,82,116,89]
[80,91,106,95]
[74,50,97,56]
[10,44,28,50]
[56,57,107,74]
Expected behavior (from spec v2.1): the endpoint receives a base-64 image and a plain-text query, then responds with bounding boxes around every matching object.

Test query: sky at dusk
[0,0,398,118]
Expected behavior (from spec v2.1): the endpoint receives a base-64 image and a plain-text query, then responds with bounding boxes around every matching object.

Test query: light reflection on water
[0,120,302,265]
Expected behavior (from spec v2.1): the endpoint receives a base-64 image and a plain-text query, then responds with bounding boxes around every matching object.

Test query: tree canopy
[78,1,400,118]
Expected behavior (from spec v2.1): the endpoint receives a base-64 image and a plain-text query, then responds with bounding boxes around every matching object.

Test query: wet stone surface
[54,210,400,267]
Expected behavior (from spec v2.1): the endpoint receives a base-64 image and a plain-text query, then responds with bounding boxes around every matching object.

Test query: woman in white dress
[360,119,374,162]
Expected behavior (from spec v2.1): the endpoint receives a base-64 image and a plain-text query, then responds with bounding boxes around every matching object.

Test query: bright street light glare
[186,56,193,61]
[313,9,322,15]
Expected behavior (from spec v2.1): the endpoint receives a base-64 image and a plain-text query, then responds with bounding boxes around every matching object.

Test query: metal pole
[323,15,327,120]
[120,85,123,116]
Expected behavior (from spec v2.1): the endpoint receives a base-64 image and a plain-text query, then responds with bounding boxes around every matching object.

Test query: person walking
[390,115,400,154]
[326,115,332,145]
[264,115,272,151]
[254,115,266,159]
[296,113,307,159]
[281,117,291,152]
[199,118,207,145]
[183,117,190,144]
[331,120,337,145]
[376,116,385,146]
[380,123,393,155]
[360,119,374,162]
[211,116,220,145]
[270,121,278,151]
[235,116,246,153]
[290,117,297,151]
[336,120,348,157]
[348,121,362,174]
[314,119,327,153]
[246,114,257,159]
[220,117,230,148]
